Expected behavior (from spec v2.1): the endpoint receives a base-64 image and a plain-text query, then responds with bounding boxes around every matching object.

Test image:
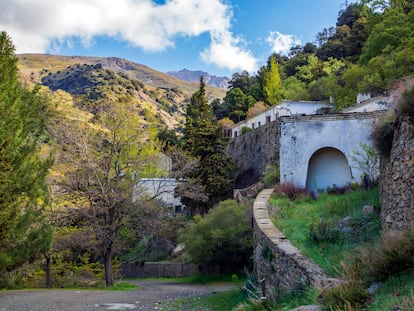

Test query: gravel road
[0,279,236,311]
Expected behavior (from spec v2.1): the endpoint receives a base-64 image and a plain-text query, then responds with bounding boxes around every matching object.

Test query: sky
[1,0,355,77]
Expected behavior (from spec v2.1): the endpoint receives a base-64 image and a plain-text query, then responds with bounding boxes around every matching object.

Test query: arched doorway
[306,147,352,193]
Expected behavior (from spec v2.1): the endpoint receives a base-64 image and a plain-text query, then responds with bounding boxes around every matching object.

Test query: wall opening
[306,147,352,193]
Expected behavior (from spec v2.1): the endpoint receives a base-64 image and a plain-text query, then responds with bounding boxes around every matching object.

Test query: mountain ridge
[167,68,229,90]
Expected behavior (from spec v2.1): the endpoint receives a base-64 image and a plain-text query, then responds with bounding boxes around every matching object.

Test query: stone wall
[253,189,338,303]
[226,120,280,186]
[122,262,199,278]
[380,117,414,232]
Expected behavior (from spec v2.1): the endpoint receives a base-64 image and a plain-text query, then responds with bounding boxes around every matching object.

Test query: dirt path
[0,280,236,311]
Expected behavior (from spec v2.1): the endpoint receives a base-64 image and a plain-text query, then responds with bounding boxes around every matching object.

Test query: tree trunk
[45,254,52,288]
[104,252,113,287]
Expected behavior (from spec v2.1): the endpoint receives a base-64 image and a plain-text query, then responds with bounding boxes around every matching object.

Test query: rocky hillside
[17,54,226,131]
[17,54,225,100]
[167,68,229,90]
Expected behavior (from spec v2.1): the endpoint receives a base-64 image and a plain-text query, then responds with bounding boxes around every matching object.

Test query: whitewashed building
[231,100,333,138]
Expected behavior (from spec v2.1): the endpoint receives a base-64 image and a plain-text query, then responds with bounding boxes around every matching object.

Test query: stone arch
[306,147,352,192]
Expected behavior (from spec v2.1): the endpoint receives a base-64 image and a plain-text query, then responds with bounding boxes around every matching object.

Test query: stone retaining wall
[253,189,338,302]
[380,117,414,232]
[122,262,199,278]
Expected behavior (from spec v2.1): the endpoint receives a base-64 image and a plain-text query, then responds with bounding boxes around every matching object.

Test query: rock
[290,305,321,311]
[362,205,375,214]
[337,216,351,228]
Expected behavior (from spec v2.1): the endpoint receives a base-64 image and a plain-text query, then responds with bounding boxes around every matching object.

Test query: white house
[342,94,394,113]
[231,100,333,138]
[135,178,184,212]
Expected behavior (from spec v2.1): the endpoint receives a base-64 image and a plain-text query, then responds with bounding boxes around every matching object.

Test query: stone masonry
[253,189,338,303]
[380,117,414,232]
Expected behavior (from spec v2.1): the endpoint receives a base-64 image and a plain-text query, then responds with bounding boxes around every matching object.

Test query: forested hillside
[213,0,414,123]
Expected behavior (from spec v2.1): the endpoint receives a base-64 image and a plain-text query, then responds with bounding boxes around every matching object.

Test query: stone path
[0,279,236,311]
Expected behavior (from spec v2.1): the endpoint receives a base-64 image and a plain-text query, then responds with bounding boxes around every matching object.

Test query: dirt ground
[0,279,236,311]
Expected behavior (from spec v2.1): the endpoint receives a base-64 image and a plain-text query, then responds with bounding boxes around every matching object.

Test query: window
[266,116,271,123]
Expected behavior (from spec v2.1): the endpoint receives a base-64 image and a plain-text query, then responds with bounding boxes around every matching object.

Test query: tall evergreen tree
[180,78,235,214]
[264,57,283,105]
[0,32,52,286]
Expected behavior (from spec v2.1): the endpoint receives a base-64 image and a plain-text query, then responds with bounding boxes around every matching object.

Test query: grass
[368,269,414,310]
[163,287,248,311]
[107,282,139,291]
[269,187,380,276]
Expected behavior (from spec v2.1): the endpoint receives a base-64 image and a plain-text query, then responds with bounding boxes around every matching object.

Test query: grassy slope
[269,188,414,310]
[16,54,226,100]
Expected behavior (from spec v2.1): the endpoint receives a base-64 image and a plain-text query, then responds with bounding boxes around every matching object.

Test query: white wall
[279,114,381,190]
[135,178,183,209]
[232,101,331,137]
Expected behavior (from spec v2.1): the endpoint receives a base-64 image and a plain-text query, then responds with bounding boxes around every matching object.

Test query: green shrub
[320,281,370,311]
[398,85,414,123]
[371,120,394,157]
[178,200,253,272]
[343,224,414,284]
[242,126,252,134]
[262,165,280,187]
[273,183,310,200]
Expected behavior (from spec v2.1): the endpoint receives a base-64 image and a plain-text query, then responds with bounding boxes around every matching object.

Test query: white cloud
[201,30,258,74]
[266,31,301,55]
[0,0,257,72]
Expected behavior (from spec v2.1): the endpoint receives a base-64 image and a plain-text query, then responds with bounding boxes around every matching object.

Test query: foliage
[47,94,158,287]
[0,31,53,287]
[342,224,414,284]
[320,280,370,311]
[247,101,267,118]
[270,188,380,276]
[163,287,248,311]
[262,165,280,187]
[350,142,379,184]
[180,78,235,214]
[264,57,283,105]
[178,200,253,272]
[398,85,414,122]
[273,183,310,200]
[371,119,395,157]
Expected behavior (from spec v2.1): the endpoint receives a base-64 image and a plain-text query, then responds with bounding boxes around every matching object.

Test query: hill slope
[17,54,226,100]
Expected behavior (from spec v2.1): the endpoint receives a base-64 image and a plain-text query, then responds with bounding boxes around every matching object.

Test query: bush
[320,280,370,311]
[179,200,253,272]
[399,85,414,123]
[343,224,414,284]
[273,183,310,200]
[242,126,252,134]
[262,165,280,187]
[371,120,394,157]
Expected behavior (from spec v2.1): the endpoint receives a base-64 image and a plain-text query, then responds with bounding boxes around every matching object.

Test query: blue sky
[1,0,354,77]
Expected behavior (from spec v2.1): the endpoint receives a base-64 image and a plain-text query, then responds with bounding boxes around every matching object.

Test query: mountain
[17,54,226,101]
[16,54,227,131]
[167,69,229,90]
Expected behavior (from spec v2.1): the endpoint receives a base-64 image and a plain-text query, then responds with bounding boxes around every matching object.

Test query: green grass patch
[163,287,248,311]
[107,281,139,291]
[269,187,380,276]
[368,269,414,310]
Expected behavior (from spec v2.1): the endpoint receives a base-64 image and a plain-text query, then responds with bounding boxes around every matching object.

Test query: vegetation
[269,187,380,276]
[179,78,235,214]
[179,200,253,273]
[213,0,414,123]
[0,31,53,287]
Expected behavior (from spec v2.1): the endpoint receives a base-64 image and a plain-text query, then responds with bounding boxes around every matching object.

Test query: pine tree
[181,77,235,214]
[0,32,52,286]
